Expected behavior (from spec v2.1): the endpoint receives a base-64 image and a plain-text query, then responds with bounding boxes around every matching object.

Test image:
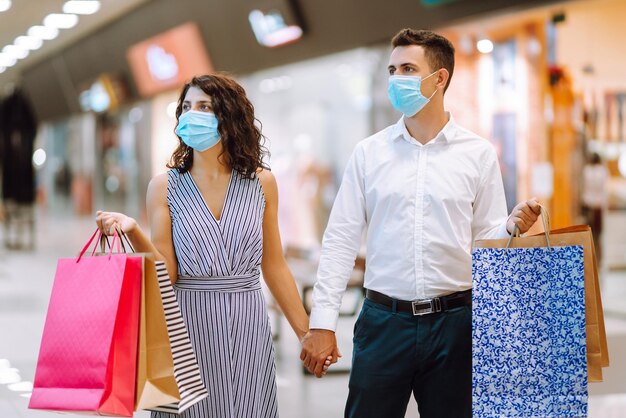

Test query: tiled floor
[1,214,625,417]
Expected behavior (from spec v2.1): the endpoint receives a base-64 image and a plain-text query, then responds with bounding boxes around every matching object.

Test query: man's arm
[472,147,510,240]
[301,145,367,377]
[472,147,540,240]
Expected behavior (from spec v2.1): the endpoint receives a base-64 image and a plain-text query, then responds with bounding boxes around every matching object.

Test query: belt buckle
[411,298,442,316]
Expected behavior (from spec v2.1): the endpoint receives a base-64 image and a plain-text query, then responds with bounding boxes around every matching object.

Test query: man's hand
[300,329,341,378]
[507,197,541,235]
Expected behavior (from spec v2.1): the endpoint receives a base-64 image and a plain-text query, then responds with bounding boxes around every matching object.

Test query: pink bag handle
[77,228,120,262]
[91,229,121,258]
[99,227,134,254]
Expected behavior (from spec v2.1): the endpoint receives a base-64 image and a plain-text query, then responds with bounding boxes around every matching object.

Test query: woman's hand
[96,210,137,236]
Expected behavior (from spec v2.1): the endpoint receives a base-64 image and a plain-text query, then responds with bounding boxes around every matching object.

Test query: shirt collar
[391,112,456,145]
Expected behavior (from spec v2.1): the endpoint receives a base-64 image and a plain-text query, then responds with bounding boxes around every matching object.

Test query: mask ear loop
[422,70,439,81]
[423,70,440,100]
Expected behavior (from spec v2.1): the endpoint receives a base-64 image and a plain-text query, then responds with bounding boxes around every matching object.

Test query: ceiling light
[33,149,47,167]
[28,25,59,40]
[477,39,494,54]
[15,36,43,51]
[128,107,143,123]
[0,0,11,13]
[2,45,29,60]
[63,0,100,15]
[166,102,177,118]
[0,53,16,67]
[44,13,79,29]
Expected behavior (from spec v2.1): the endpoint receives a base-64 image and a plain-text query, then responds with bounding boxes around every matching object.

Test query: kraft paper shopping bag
[135,256,181,410]
[533,225,609,381]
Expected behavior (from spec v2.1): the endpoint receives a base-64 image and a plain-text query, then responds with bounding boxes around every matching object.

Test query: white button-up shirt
[310,114,510,331]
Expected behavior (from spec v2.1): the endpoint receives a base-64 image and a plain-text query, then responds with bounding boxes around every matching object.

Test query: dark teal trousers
[345,297,472,418]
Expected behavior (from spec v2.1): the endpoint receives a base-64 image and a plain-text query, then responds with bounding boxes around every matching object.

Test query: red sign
[127,22,213,97]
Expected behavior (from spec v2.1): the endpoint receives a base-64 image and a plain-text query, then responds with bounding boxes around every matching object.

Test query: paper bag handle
[506,205,551,250]
[99,226,136,254]
[77,228,120,262]
[92,228,122,257]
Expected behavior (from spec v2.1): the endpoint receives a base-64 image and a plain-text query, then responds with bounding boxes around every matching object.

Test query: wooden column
[549,69,576,228]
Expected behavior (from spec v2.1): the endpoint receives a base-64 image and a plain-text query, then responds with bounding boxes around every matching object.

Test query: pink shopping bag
[29,229,142,416]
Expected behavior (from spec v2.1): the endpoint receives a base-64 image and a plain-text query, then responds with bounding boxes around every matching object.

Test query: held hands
[300,329,342,378]
[95,211,137,236]
[507,198,541,235]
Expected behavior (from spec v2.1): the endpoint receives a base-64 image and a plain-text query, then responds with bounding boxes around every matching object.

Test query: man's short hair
[391,29,455,92]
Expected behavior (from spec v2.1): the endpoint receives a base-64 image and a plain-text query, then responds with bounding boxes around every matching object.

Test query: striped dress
[152,169,278,418]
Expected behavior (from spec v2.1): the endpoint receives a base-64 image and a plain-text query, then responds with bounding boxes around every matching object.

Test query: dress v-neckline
[187,170,234,223]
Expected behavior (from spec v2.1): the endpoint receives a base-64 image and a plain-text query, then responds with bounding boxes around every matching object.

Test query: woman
[96,74,331,417]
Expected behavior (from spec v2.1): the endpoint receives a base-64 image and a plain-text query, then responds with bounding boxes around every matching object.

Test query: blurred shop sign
[126,22,213,97]
[79,74,128,113]
[531,162,554,199]
[248,1,303,48]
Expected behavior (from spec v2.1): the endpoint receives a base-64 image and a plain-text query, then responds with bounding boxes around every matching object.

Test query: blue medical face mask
[175,110,221,152]
[387,71,439,117]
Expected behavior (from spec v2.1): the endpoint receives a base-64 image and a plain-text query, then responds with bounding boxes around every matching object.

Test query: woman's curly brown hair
[167,74,269,178]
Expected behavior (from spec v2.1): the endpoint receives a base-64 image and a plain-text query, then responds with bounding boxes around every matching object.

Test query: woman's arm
[258,169,309,341]
[96,173,178,282]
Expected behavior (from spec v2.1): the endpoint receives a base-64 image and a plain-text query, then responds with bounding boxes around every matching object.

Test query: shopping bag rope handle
[91,228,120,258]
[77,228,120,262]
[120,228,136,252]
[505,205,551,251]
[99,226,135,253]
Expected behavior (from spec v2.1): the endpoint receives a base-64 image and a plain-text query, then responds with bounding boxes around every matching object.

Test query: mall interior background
[1,0,626,417]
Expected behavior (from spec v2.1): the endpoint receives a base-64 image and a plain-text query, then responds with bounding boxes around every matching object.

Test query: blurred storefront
[239,48,390,248]
[14,0,625,266]
[35,95,152,222]
[554,0,626,269]
[230,0,626,262]
[2,2,626,415]
[435,0,626,267]
[229,7,553,248]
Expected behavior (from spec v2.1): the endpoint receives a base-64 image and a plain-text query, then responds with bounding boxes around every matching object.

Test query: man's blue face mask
[175,110,221,152]
[387,71,438,117]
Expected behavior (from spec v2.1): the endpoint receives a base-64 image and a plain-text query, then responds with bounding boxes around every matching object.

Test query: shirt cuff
[497,220,511,239]
[309,307,339,331]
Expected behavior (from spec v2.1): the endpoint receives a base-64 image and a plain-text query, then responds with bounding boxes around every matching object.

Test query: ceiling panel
[0,0,149,86]
[9,0,570,120]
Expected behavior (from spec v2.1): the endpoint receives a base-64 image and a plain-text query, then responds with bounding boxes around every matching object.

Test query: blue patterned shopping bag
[472,241,587,418]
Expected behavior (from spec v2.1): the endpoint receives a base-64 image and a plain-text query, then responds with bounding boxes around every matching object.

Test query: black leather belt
[365,289,471,316]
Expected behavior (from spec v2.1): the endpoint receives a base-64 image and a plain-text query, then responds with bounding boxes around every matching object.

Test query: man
[300,29,540,417]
